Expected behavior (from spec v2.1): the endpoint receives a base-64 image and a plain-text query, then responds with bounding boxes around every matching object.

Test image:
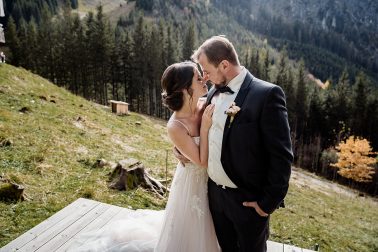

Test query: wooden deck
[1,198,315,252]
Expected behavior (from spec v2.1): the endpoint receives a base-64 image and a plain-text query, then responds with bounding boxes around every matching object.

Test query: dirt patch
[111,136,136,153]
[291,167,376,203]
[73,120,85,130]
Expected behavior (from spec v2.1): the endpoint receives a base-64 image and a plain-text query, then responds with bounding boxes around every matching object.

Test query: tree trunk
[109,159,168,198]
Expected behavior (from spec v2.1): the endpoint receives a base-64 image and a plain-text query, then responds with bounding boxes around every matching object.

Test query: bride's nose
[202,74,209,82]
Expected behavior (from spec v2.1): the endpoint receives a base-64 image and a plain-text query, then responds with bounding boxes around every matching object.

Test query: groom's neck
[225,65,242,84]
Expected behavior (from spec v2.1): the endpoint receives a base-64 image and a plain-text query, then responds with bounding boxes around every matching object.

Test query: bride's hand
[201,104,215,130]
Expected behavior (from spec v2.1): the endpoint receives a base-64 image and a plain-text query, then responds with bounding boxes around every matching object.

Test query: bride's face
[190,69,208,101]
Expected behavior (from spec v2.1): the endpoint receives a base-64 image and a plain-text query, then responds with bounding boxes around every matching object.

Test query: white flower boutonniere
[225,102,241,128]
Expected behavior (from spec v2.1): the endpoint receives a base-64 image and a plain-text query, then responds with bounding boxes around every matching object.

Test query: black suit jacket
[207,71,293,214]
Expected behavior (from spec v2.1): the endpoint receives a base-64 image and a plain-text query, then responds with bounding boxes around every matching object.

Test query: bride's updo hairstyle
[161,61,197,111]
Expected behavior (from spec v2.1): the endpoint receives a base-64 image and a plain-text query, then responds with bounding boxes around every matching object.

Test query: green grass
[270,180,378,251]
[0,64,377,251]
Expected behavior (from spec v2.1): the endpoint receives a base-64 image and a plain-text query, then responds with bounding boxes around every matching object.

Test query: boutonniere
[224,102,240,128]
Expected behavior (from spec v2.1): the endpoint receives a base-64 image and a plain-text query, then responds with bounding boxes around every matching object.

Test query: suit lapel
[222,71,254,146]
[206,87,218,105]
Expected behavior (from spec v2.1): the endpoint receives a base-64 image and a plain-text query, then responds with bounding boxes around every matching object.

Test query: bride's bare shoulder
[167,119,189,138]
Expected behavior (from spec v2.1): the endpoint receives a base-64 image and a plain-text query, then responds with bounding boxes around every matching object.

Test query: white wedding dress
[69,137,220,252]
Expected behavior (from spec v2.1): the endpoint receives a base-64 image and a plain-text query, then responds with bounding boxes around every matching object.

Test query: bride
[70,61,220,252]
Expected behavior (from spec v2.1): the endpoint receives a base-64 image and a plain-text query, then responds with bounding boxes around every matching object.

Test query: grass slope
[74,0,135,22]
[0,64,174,246]
[0,64,377,251]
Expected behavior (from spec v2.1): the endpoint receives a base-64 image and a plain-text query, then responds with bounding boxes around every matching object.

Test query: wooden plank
[8,199,99,252]
[1,198,97,252]
[58,207,134,251]
[284,243,303,252]
[55,204,123,252]
[35,203,111,252]
[267,240,284,252]
[2,197,315,252]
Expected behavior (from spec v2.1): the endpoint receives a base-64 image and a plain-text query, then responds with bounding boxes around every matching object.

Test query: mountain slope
[0,65,377,251]
[68,0,376,84]
[211,0,378,82]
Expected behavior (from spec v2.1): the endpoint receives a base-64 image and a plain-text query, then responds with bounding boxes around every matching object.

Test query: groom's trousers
[208,179,269,252]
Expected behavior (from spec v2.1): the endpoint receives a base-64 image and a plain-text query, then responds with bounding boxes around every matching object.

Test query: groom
[190,36,293,252]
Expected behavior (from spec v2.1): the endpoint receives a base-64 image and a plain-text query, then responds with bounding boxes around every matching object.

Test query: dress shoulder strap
[172,119,192,136]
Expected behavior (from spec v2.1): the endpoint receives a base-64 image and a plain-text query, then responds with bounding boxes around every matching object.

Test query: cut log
[109,159,167,198]
[0,178,25,202]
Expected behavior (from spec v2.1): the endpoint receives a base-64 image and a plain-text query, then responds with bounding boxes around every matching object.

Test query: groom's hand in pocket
[243,201,269,217]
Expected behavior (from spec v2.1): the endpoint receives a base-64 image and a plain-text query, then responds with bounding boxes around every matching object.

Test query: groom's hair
[191,35,240,67]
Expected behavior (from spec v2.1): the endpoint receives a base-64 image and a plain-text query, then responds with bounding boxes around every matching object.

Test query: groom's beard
[208,79,227,89]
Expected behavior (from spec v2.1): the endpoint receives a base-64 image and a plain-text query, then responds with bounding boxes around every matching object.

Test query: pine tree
[251,49,260,78]
[17,17,28,68]
[158,20,167,68]
[94,4,112,104]
[109,32,121,101]
[6,16,21,66]
[166,24,179,65]
[323,88,339,146]
[147,24,165,116]
[70,14,86,95]
[55,0,74,87]
[286,67,296,127]
[182,20,196,60]
[244,49,250,70]
[37,3,56,81]
[132,16,148,112]
[25,18,38,72]
[120,31,133,104]
[365,95,378,149]
[84,5,112,104]
[334,69,351,131]
[261,48,270,81]
[294,61,307,138]
[308,88,323,135]
[85,11,96,99]
[352,72,368,136]
[275,50,288,88]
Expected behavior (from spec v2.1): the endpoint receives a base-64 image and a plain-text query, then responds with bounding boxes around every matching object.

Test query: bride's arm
[168,104,214,168]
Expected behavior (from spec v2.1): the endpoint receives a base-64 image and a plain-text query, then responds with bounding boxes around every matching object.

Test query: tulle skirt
[69,162,219,252]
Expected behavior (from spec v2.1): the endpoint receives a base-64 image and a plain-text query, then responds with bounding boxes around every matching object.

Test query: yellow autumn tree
[331,136,376,183]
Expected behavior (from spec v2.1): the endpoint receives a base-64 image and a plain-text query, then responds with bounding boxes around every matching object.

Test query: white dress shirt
[208,66,247,188]
[0,0,4,17]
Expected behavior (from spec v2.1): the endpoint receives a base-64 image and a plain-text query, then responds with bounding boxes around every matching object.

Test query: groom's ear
[219,60,229,72]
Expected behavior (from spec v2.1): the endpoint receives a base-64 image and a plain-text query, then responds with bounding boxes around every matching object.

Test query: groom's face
[198,53,227,87]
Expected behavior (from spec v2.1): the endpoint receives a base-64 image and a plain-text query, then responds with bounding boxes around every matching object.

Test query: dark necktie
[217,85,234,94]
